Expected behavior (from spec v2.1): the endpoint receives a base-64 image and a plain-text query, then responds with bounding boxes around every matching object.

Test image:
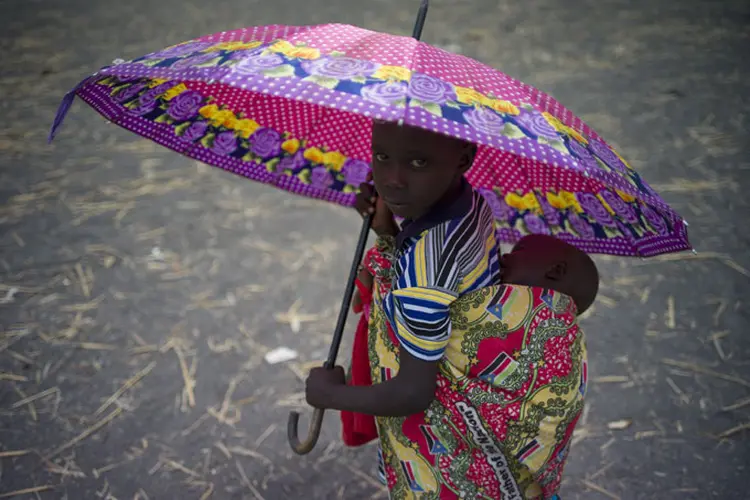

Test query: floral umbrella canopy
[50,23,691,258]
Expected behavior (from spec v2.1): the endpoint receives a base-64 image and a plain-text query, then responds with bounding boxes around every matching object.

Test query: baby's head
[371,121,476,219]
[501,234,599,314]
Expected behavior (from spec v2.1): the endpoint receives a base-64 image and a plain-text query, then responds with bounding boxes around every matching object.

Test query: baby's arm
[351,266,373,313]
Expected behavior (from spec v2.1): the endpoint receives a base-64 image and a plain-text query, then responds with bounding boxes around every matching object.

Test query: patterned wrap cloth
[343,238,586,500]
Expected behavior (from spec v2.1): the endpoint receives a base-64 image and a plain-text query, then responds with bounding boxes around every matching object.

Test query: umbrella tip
[411,0,429,40]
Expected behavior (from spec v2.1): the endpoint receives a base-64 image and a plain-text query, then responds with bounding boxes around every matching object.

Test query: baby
[500,233,599,313]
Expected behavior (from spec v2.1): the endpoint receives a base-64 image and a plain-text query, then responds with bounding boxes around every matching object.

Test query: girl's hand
[305,365,346,409]
[355,181,399,237]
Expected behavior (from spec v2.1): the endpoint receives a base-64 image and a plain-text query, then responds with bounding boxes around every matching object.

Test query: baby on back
[500,233,599,316]
[433,233,599,498]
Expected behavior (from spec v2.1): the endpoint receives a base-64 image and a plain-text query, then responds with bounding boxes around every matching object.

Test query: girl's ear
[545,261,568,281]
[458,143,477,174]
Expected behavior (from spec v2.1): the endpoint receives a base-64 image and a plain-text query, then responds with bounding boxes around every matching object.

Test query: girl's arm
[306,348,438,417]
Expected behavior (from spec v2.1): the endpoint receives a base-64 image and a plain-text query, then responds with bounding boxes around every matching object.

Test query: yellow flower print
[489,99,520,115]
[206,40,262,52]
[547,191,583,212]
[303,147,325,164]
[269,40,295,54]
[614,150,632,169]
[564,126,588,145]
[560,191,583,213]
[596,193,616,215]
[235,118,260,139]
[542,112,587,144]
[287,47,321,60]
[505,192,540,211]
[505,192,526,211]
[372,65,412,81]
[222,115,239,130]
[323,151,346,171]
[616,189,636,203]
[542,112,565,131]
[546,192,567,210]
[209,110,235,127]
[268,40,320,59]
[282,138,300,154]
[162,83,188,101]
[455,86,489,106]
[148,78,168,88]
[199,104,219,119]
[521,192,540,212]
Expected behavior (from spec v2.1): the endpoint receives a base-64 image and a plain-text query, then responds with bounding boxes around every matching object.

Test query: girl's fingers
[375,196,392,216]
[354,195,372,210]
[359,183,374,198]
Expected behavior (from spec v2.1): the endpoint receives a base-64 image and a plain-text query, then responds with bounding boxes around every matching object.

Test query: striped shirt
[383,180,501,361]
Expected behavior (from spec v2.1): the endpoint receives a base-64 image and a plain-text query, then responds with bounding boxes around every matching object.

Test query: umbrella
[48,0,691,455]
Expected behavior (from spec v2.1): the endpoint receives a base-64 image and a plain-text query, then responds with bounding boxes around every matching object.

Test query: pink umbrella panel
[49,23,691,258]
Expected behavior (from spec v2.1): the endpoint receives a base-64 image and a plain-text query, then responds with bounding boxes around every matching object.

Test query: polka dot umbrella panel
[49,23,691,257]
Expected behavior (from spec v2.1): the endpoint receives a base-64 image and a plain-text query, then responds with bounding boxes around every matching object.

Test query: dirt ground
[1,0,748,498]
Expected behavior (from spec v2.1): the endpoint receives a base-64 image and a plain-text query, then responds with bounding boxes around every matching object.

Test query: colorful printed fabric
[363,239,397,300]
[383,189,501,362]
[49,23,691,257]
[342,240,398,447]
[367,238,586,499]
[341,291,379,447]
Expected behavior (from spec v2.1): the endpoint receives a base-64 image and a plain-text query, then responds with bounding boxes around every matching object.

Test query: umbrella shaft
[324,214,374,368]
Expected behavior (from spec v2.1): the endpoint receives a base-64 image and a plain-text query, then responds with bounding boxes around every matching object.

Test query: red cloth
[340,277,379,446]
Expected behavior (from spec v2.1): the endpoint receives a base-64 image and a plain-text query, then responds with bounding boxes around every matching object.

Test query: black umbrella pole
[287,214,373,455]
[324,214,374,368]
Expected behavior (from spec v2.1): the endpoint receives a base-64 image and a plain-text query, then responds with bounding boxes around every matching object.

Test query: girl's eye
[374,153,389,162]
[410,159,427,168]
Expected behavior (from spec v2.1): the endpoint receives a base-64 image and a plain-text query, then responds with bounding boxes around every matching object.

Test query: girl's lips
[383,199,409,208]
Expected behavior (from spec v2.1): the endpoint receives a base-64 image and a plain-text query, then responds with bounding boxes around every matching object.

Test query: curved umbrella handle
[287,407,325,455]
[286,214,373,455]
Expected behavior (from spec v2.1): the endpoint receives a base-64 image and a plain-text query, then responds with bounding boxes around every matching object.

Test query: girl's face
[370,121,475,220]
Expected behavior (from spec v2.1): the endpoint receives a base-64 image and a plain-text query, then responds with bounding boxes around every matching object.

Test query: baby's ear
[458,143,477,173]
[545,261,567,281]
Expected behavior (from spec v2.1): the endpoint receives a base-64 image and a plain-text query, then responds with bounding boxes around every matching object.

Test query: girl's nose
[381,163,408,190]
